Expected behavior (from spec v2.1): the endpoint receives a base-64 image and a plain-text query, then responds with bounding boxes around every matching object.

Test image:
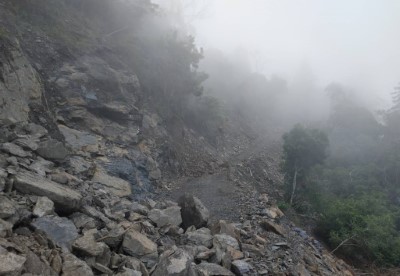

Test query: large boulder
[178,194,210,229]
[148,206,182,227]
[13,170,82,212]
[152,247,194,276]
[122,229,157,258]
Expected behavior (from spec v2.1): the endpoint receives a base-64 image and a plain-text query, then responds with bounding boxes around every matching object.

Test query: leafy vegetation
[282,85,400,267]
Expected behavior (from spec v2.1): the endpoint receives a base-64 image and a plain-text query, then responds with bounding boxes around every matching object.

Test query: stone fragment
[152,247,194,276]
[92,168,132,197]
[0,218,13,238]
[196,262,234,276]
[178,194,210,229]
[36,139,70,161]
[33,196,54,217]
[72,229,110,259]
[186,228,213,248]
[0,196,16,219]
[1,142,31,157]
[260,220,285,236]
[0,252,26,276]
[148,206,182,227]
[231,260,254,276]
[14,137,39,151]
[61,252,94,276]
[24,251,57,276]
[122,229,157,257]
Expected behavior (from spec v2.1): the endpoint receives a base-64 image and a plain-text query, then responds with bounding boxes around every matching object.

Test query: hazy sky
[191,0,400,108]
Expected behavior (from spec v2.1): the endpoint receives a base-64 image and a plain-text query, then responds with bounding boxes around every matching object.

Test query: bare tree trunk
[290,165,298,205]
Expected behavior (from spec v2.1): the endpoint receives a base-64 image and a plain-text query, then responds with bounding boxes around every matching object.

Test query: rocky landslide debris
[0,128,354,275]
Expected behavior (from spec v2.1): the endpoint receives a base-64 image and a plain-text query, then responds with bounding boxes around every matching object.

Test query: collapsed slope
[0,1,354,275]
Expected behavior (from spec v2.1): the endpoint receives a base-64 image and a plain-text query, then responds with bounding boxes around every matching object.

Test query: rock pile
[0,120,353,275]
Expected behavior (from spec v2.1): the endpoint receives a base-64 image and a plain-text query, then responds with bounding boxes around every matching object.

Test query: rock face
[13,170,82,212]
[148,206,182,227]
[122,229,158,257]
[178,194,210,229]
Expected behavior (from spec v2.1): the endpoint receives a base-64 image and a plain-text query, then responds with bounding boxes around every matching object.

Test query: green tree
[282,124,329,204]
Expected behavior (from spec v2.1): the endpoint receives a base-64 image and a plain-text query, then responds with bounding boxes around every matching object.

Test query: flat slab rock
[0,251,26,276]
[196,262,234,276]
[13,170,82,212]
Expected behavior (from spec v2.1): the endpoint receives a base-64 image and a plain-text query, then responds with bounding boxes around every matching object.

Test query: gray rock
[0,252,26,276]
[260,220,285,236]
[13,170,82,212]
[92,167,132,197]
[33,196,54,217]
[36,139,70,161]
[122,229,157,258]
[213,234,240,265]
[14,137,39,151]
[25,123,48,138]
[61,252,94,276]
[196,262,234,276]
[69,212,100,230]
[72,229,109,258]
[67,156,95,176]
[59,124,100,153]
[29,158,54,176]
[24,251,57,276]
[0,218,13,238]
[31,215,78,250]
[1,142,31,158]
[152,247,194,276]
[116,268,142,276]
[231,260,254,275]
[178,194,210,229]
[148,206,182,227]
[186,228,213,248]
[0,196,16,219]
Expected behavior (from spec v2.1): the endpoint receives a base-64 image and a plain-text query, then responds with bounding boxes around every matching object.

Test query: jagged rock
[211,220,239,240]
[178,194,210,229]
[59,124,100,153]
[148,206,182,227]
[36,139,70,161]
[92,262,113,275]
[24,251,57,276]
[62,252,94,276]
[0,251,26,276]
[231,260,254,275]
[116,268,142,276]
[72,229,110,259]
[70,212,100,230]
[29,157,54,176]
[264,207,284,219]
[13,170,82,212]
[25,123,48,138]
[31,215,78,250]
[14,137,39,151]
[123,256,149,276]
[1,142,32,158]
[98,226,125,249]
[196,262,234,276]
[33,196,55,217]
[152,247,194,276]
[67,156,95,176]
[186,227,213,248]
[92,168,132,197]
[213,234,240,265]
[122,229,157,257]
[0,196,16,219]
[0,218,13,238]
[260,220,285,236]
